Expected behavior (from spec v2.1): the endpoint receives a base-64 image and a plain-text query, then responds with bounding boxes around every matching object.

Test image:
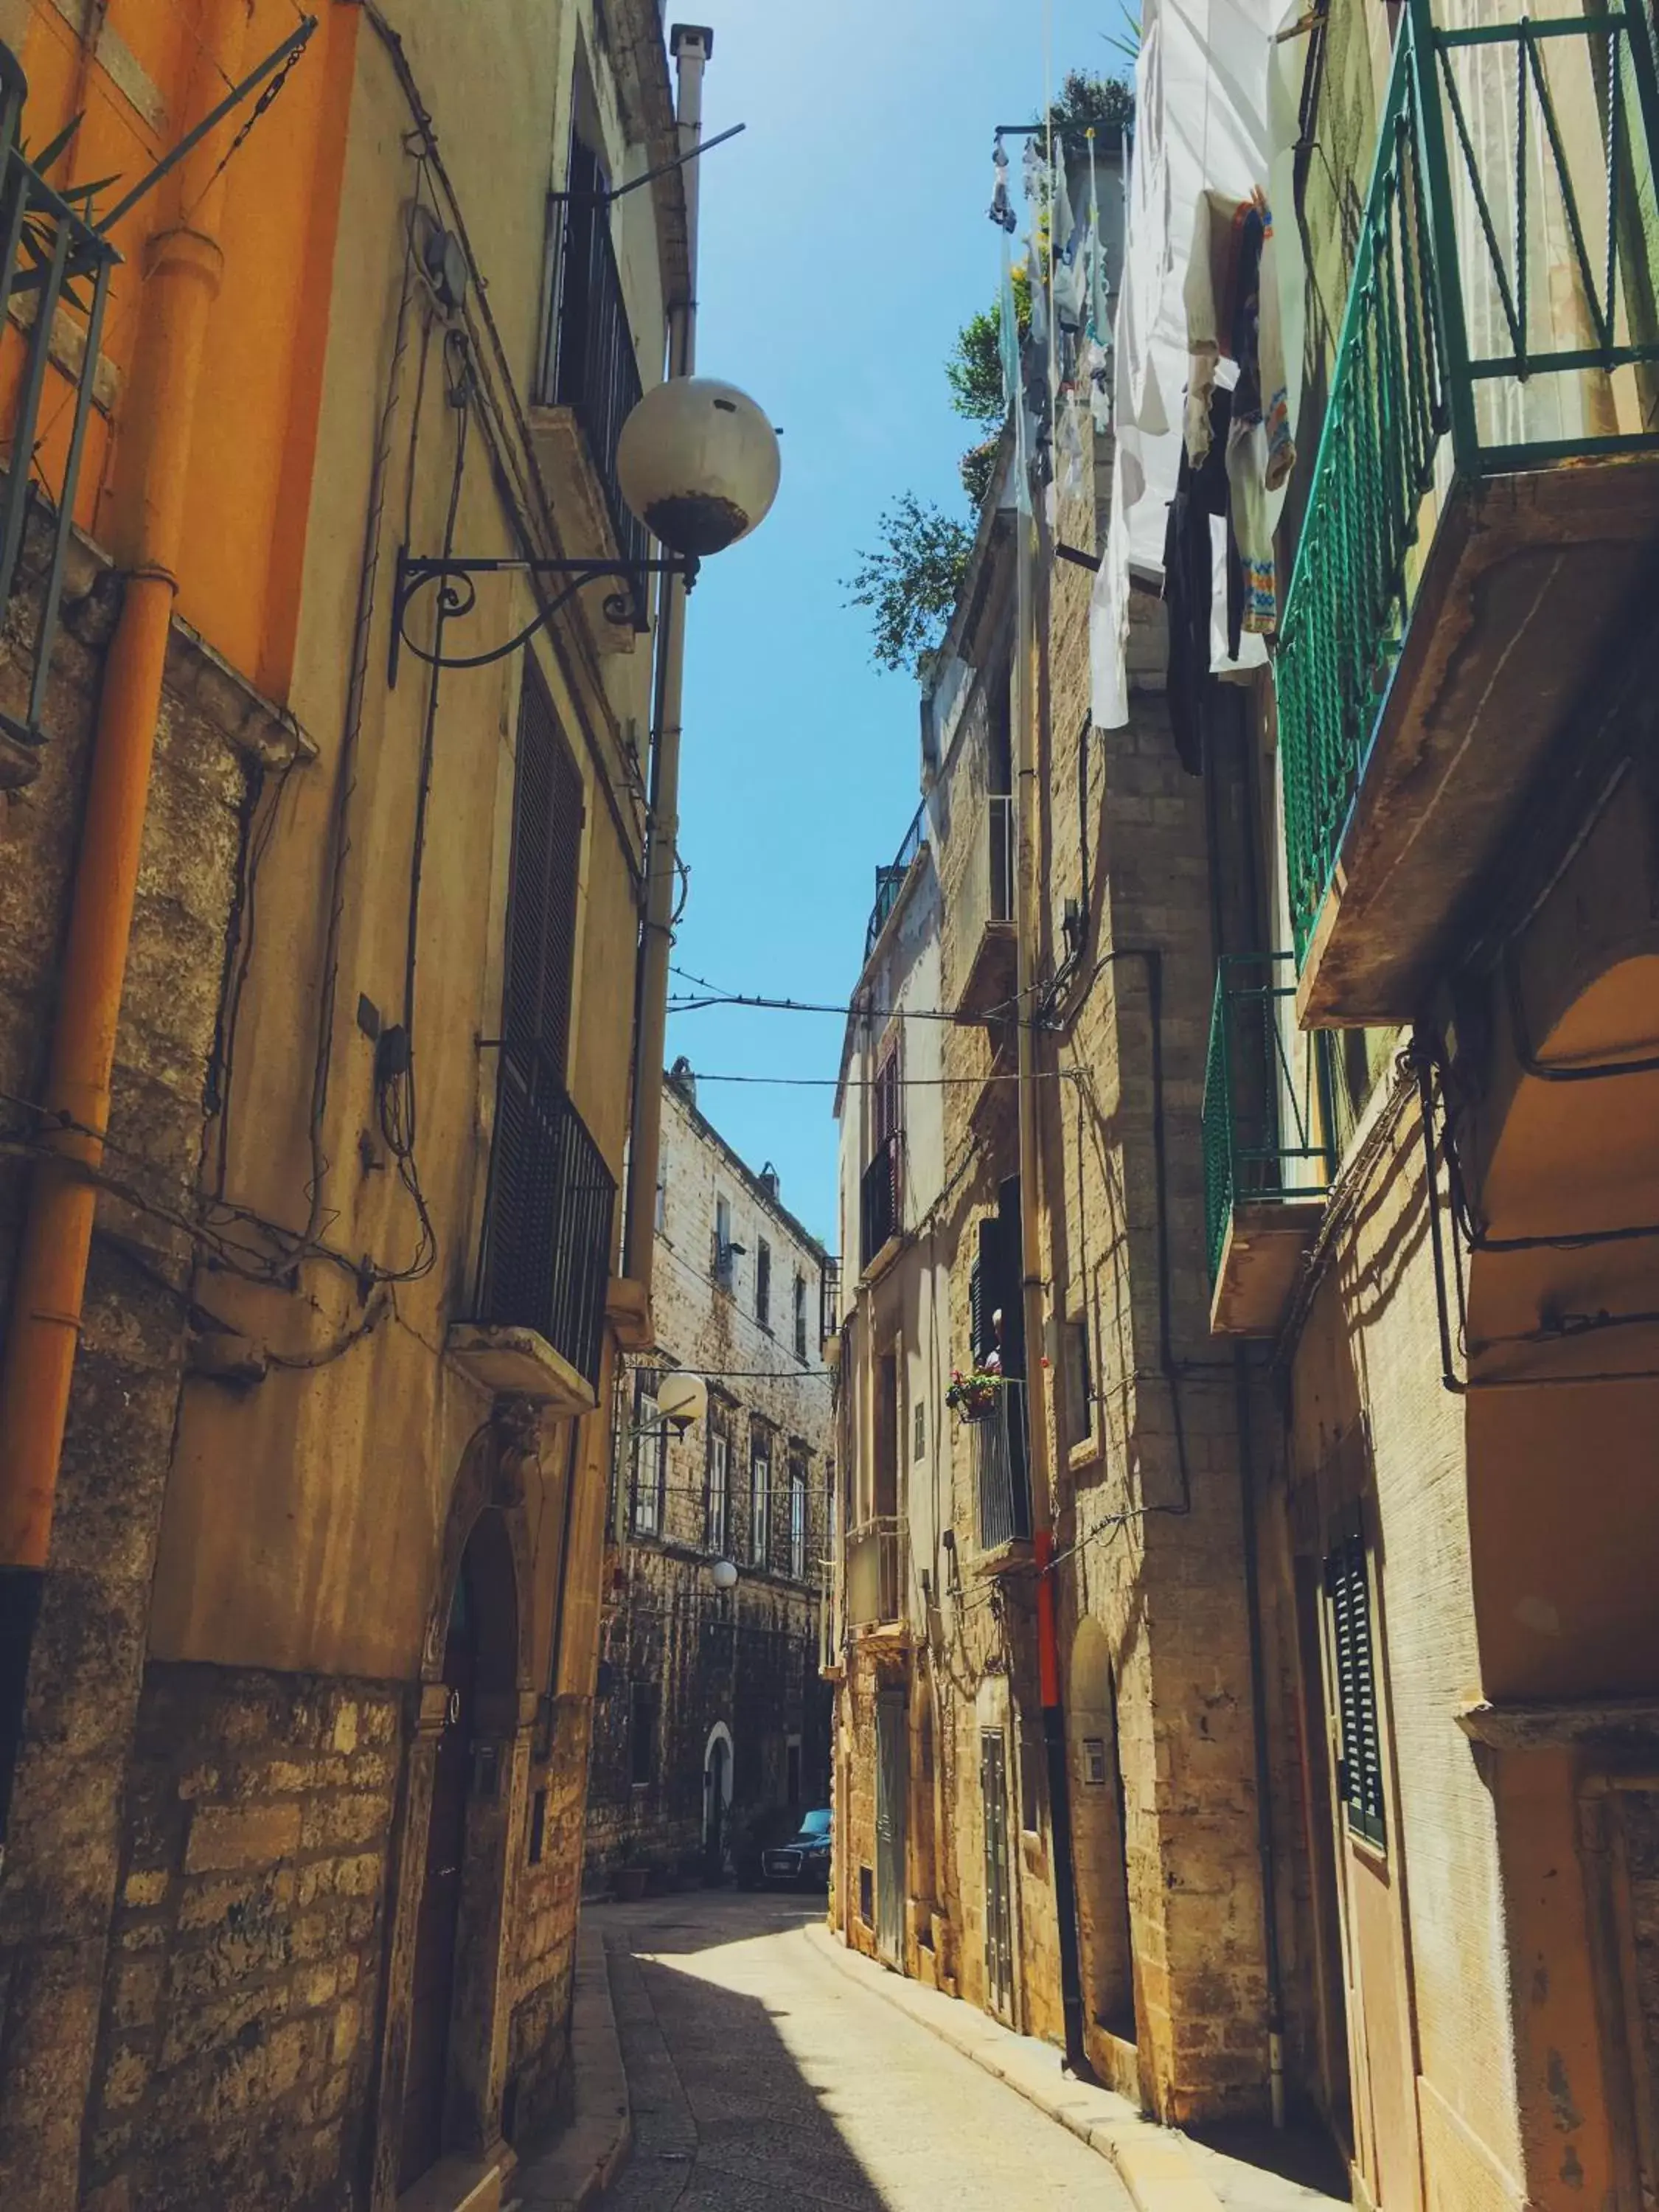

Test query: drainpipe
[0,0,250,1837]
[621,24,708,1301]
[1014,473,1088,2073]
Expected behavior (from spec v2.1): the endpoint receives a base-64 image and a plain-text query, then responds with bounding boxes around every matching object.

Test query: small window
[757,1237,772,1329]
[1325,1530,1385,1848]
[859,1866,874,1925]
[708,1430,730,1557]
[793,1272,808,1362]
[751,1438,771,1566]
[654,1171,667,1234]
[1066,1315,1094,1442]
[629,1682,656,1789]
[913,1399,926,1461]
[714,1195,734,1288]
[527,1787,548,1863]
[632,1380,664,1535]
[788,1462,807,1581]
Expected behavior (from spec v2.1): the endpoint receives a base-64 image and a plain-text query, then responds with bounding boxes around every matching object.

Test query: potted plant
[945,1366,1001,1422]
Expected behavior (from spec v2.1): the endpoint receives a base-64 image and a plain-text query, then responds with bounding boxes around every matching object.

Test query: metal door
[981,1728,1015,2023]
[874,1689,908,1967]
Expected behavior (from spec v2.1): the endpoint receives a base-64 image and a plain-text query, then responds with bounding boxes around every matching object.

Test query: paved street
[591,1891,1136,2210]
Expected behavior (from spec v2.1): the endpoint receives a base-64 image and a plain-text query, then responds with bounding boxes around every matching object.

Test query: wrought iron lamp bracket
[388,546,697,685]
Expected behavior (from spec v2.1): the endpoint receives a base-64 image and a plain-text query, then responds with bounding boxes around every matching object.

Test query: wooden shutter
[1326,1533,1385,1847]
[504,661,583,1076]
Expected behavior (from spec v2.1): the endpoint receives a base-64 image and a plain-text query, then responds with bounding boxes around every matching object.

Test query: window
[629,1681,655,1789]
[756,1237,772,1329]
[913,1399,926,1461]
[632,1378,664,1536]
[707,1430,730,1557]
[654,1170,667,1234]
[793,1271,808,1362]
[1066,1314,1094,1443]
[750,1436,771,1567]
[789,1461,807,1581]
[714,1194,735,1288]
[1325,1529,1385,1848]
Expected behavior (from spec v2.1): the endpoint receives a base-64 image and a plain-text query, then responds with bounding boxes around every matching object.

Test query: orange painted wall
[1,0,358,699]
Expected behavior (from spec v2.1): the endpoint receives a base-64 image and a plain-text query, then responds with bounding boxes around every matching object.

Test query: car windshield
[796,1809,832,1840]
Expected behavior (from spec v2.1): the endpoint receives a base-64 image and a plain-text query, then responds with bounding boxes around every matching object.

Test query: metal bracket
[389,548,696,684]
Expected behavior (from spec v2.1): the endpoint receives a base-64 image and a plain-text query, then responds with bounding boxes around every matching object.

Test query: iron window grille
[538,130,650,626]
[0,53,119,772]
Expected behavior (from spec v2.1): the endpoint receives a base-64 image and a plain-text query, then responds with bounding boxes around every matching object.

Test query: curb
[801,1921,1225,2212]
[509,1918,633,2211]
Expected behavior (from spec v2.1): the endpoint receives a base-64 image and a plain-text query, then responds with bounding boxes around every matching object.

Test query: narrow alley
[594,1893,1136,2212]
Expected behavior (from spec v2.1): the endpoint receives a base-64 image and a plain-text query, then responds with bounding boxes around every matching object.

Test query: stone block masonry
[82,1663,405,2212]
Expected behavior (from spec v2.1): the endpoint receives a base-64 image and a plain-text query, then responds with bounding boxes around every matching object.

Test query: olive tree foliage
[843,72,1133,675]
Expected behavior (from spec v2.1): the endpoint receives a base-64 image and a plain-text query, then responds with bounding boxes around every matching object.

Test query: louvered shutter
[1326,1534,1385,1847]
[507,661,583,1076]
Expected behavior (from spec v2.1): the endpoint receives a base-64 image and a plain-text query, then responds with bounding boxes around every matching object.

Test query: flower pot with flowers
[946,1366,1002,1424]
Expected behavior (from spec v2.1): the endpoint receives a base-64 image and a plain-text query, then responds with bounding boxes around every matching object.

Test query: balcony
[957,793,1018,1023]
[818,1557,844,1681]
[970,1379,1032,1557]
[846,1516,911,1647]
[865,799,926,960]
[1278,0,1659,1023]
[448,1043,616,1410]
[0,59,120,788]
[530,169,652,647]
[859,1134,902,1276]
[1203,958,1334,1336]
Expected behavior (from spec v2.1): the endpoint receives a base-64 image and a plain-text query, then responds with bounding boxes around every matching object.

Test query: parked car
[762,1806,832,1888]
[727,1803,802,1890]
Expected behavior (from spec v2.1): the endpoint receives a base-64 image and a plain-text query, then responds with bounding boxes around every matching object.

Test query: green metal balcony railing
[1203,957,1336,1284]
[1278,0,1659,958]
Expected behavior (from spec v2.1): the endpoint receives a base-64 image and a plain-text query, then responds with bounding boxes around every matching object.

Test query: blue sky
[667,1,1130,1251]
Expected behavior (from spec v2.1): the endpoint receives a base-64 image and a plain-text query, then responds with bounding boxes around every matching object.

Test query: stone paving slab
[801,1921,1348,2212]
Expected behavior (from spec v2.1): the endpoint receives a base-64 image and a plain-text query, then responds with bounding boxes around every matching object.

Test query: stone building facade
[833,0,1659,2205]
[0,5,725,2208]
[585,1069,835,1885]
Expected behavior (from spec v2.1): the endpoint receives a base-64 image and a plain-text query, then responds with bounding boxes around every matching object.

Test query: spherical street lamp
[709,1558,739,1592]
[657,1369,709,1435]
[617,377,781,558]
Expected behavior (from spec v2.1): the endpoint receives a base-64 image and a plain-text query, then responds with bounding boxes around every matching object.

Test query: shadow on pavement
[1182,2115,1352,2204]
[592,1894,887,2211]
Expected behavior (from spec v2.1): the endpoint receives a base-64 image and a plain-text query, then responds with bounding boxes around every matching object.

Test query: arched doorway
[1067,1619,1135,2057]
[398,1509,521,2192]
[703,1722,734,1879]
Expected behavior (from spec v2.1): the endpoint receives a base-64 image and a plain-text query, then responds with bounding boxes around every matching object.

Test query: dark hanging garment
[1163,383,1241,776]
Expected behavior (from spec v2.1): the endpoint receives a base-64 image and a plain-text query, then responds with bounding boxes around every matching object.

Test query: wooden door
[398,1576,476,2190]
[875,1689,908,1967]
[981,1728,1015,2024]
